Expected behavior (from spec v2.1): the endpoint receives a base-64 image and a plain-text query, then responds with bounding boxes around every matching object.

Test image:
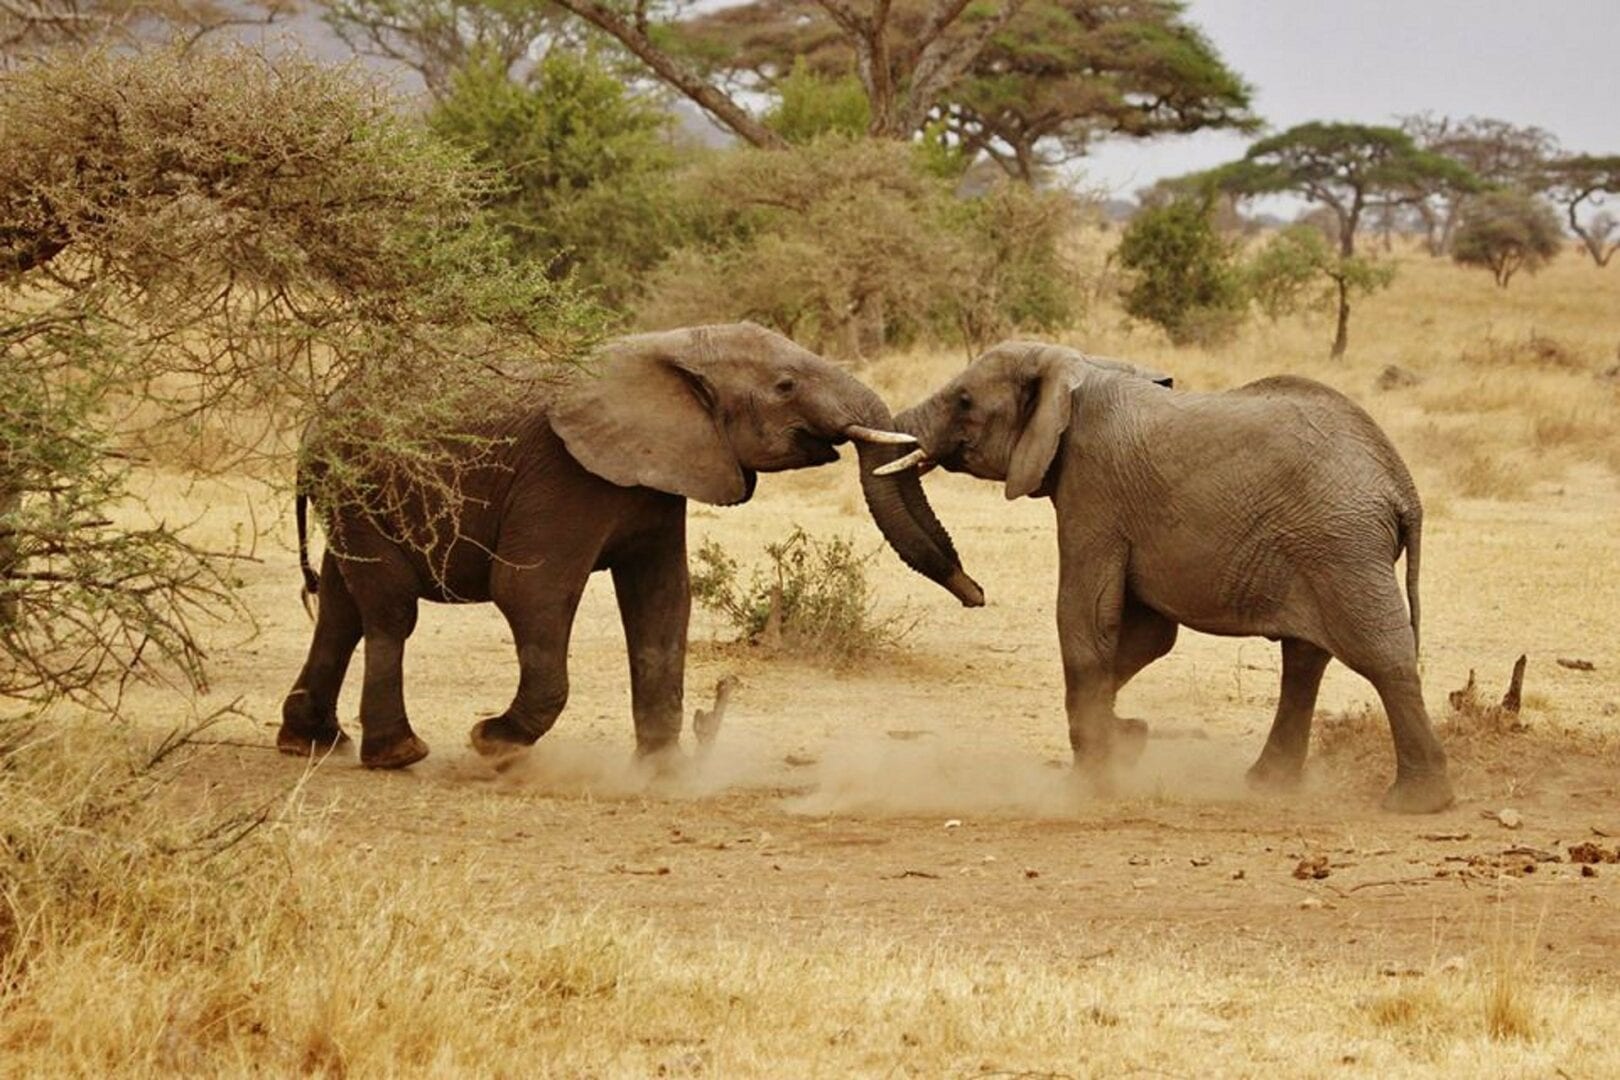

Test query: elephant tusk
[844,424,917,446]
[872,448,931,476]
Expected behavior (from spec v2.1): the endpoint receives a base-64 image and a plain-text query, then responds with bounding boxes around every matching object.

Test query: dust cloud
[441,724,1261,817]
[783,732,1257,817]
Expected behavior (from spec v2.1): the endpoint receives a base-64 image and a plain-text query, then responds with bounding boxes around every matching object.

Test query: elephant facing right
[885,341,1455,813]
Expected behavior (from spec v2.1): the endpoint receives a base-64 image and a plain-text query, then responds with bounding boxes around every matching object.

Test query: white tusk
[872,448,931,476]
[844,424,917,446]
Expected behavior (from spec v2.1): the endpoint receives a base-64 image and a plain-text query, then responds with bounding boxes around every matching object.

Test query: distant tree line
[1118,115,1620,356]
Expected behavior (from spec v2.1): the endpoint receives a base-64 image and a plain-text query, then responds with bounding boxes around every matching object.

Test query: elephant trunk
[853,440,983,607]
[830,381,983,608]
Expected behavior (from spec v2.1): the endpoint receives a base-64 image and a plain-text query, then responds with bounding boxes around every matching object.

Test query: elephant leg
[278,550,361,756]
[355,580,428,770]
[1112,598,1178,691]
[1322,581,1454,814]
[469,569,586,758]
[1365,661,1453,813]
[1245,638,1332,790]
[1057,545,1128,781]
[1109,599,1178,763]
[610,524,690,761]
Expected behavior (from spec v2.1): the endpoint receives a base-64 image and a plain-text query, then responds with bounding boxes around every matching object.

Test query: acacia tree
[319,0,568,97]
[0,0,294,62]
[1213,122,1479,357]
[1399,113,1558,255]
[1542,154,1620,267]
[1,47,600,711]
[670,0,1254,178]
[1451,190,1564,287]
[1246,224,1395,330]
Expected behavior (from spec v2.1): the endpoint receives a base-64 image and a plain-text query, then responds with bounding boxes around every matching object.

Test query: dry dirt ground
[163,434,1620,988]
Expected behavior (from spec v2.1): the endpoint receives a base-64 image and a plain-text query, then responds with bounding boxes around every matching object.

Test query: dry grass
[4,725,1617,1077]
[872,231,1620,507]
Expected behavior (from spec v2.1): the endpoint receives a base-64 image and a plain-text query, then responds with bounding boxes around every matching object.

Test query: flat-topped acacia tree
[1212,122,1480,357]
[666,0,1257,179]
[408,0,1256,179]
[1542,155,1620,267]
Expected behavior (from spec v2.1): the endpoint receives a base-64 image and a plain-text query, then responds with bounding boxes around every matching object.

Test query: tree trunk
[892,0,1027,136]
[1330,275,1351,359]
[1011,137,1037,185]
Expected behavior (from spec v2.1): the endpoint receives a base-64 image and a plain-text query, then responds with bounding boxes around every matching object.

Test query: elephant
[883,341,1454,813]
[278,323,983,770]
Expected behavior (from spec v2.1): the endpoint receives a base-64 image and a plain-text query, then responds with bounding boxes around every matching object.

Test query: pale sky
[1081,0,1620,198]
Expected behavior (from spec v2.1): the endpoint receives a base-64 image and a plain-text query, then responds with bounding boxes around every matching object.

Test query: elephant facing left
[278,323,984,770]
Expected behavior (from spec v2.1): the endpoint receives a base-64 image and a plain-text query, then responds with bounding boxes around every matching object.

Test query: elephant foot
[1245,752,1305,792]
[633,738,688,780]
[1067,754,1119,799]
[275,721,352,758]
[468,716,537,762]
[360,729,430,770]
[1381,770,1456,815]
[1113,716,1149,768]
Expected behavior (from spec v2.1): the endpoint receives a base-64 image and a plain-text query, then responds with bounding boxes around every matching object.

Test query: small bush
[1116,196,1247,346]
[428,49,682,310]
[690,527,909,662]
[764,58,871,143]
[940,180,1081,352]
[1452,190,1564,287]
[1458,331,1588,372]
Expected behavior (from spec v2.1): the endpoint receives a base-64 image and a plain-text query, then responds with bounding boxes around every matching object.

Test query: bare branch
[897,0,1025,135]
[548,0,787,148]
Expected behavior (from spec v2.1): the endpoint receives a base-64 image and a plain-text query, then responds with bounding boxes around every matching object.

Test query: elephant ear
[1005,348,1077,501]
[551,347,751,506]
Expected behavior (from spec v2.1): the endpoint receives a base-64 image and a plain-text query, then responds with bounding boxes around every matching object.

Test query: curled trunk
[853,440,982,607]
[831,381,982,608]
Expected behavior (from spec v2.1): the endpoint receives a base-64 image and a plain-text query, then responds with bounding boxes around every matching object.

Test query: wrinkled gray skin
[279,324,983,770]
[893,341,1453,814]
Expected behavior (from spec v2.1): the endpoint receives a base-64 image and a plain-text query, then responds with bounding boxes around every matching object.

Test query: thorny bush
[0,46,603,712]
[690,526,910,663]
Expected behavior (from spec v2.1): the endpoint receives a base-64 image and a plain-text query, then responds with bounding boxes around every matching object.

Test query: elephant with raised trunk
[279,323,983,769]
[884,341,1454,813]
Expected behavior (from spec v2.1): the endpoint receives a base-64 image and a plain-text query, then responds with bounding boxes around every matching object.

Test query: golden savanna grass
[4,724,1617,1077]
[4,236,1619,1076]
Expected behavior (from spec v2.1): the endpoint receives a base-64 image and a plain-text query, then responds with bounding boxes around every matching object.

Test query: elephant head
[883,342,1174,499]
[551,323,984,606]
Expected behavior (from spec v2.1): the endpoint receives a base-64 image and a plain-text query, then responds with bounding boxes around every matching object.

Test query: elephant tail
[1399,504,1422,654]
[296,490,320,621]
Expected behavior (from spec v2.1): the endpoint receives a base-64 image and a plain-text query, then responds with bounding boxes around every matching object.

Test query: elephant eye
[774,376,796,396]
[957,391,972,411]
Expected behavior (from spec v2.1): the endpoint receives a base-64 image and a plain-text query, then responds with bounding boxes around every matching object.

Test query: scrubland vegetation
[4,8,1620,1075]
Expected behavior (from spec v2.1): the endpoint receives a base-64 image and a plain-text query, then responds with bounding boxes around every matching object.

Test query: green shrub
[642,137,955,355]
[764,58,871,143]
[1116,197,1246,346]
[940,180,1080,352]
[1246,225,1396,320]
[1451,190,1565,287]
[642,137,1079,356]
[428,49,682,310]
[690,527,909,662]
